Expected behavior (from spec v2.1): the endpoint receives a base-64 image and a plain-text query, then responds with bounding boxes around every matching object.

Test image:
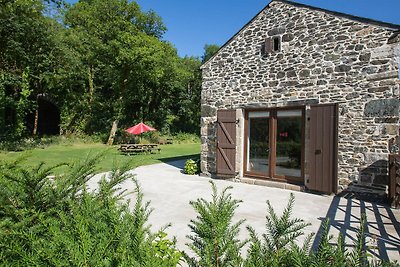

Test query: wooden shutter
[261,38,272,56]
[216,110,236,176]
[308,104,338,194]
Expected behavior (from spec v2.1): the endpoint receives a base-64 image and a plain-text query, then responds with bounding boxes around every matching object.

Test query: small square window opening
[273,37,281,52]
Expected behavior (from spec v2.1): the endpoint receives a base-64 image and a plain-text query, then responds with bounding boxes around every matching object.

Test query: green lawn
[0,142,200,174]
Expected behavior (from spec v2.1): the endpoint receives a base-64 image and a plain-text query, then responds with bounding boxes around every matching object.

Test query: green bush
[184,159,199,175]
[0,155,181,266]
[1,158,398,266]
[172,132,200,144]
[184,181,246,267]
[244,193,312,266]
[185,185,399,267]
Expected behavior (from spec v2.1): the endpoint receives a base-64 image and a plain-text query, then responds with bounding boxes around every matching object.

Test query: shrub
[243,194,397,267]
[184,159,199,175]
[184,184,398,267]
[244,193,312,267]
[172,132,200,144]
[1,157,398,266]
[184,181,246,267]
[0,155,181,266]
[146,131,161,144]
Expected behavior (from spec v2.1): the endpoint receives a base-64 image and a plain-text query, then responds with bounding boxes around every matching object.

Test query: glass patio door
[247,111,270,175]
[275,110,302,178]
[246,109,303,181]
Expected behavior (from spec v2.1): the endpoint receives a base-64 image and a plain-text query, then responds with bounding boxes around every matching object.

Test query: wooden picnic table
[119,144,161,154]
[158,138,173,145]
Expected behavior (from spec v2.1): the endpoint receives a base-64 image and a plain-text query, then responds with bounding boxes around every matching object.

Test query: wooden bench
[144,144,161,153]
[119,145,145,154]
[119,144,161,154]
[158,139,173,145]
[148,146,161,153]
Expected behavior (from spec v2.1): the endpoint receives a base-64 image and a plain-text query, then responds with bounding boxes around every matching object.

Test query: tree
[202,44,220,63]
[167,56,202,134]
[0,0,203,141]
[0,0,56,138]
[62,0,183,138]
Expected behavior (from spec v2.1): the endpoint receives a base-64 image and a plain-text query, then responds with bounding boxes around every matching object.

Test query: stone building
[200,0,400,193]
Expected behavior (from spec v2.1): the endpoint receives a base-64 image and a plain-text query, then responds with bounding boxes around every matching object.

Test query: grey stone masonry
[200,0,400,191]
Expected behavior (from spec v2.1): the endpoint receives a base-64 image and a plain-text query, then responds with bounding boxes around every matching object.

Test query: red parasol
[125,122,156,135]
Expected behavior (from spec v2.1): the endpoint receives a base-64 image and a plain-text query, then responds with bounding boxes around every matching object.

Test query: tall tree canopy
[0,0,202,140]
[0,0,61,138]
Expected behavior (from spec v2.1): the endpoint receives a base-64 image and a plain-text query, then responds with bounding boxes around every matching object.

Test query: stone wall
[200,1,400,190]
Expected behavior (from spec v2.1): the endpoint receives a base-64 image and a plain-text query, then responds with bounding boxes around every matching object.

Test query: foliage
[244,193,312,267]
[15,67,34,137]
[0,155,181,266]
[1,0,203,142]
[184,181,246,267]
[182,185,399,267]
[152,231,183,266]
[309,215,400,267]
[169,56,202,134]
[308,219,348,267]
[0,0,57,138]
[0,74,5,136]
[172,132,201,144]
[349,213,369,267]
[0,158,399,266]
[58,0,202,136]
[202,44,220,63]
[184,159,199,175]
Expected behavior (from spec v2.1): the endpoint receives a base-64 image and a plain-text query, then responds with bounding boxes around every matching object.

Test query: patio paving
[88,159,400,262]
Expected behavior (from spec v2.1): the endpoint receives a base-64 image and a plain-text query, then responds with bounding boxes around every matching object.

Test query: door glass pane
[275,110,302,177]
[247,112,269,174]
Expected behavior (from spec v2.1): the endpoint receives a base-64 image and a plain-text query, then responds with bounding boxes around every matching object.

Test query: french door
[245,108,304,182]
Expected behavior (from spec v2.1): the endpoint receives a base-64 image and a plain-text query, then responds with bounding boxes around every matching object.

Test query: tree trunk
[88,66,94,104]
[33,109,39,135]
[107,120,118,145]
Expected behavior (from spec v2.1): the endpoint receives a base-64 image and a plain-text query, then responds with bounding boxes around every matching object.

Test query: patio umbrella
[125,122,156,142]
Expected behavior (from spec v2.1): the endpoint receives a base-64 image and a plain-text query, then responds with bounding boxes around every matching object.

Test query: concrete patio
[89,159,400,262]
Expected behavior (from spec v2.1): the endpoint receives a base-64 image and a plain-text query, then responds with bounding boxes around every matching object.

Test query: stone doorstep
[202,174,389,198]
[203,173,305,192]
[240,177,305,192]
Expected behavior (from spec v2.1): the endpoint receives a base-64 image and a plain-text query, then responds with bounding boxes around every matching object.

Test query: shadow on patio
[311,193,400,262]
[159,154,199,169]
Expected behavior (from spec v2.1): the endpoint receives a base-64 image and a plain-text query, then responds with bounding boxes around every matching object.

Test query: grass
[0,142,200,174]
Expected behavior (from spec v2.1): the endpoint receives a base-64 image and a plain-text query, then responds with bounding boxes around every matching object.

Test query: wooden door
[216,110,236,176]
[308,104,338,194]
